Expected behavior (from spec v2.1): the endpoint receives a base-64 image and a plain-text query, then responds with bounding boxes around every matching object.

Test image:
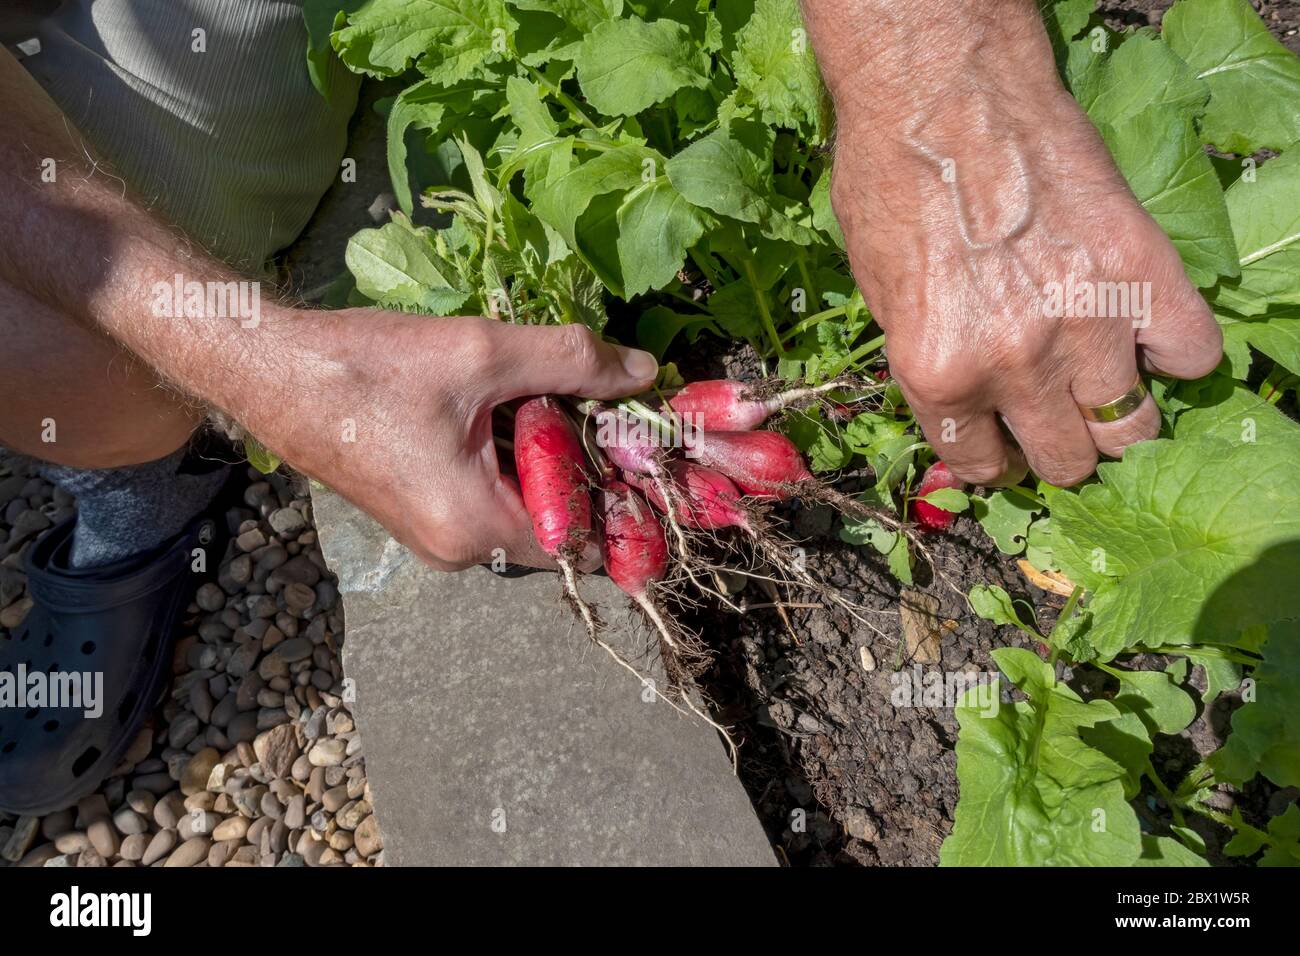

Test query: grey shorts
[14,0,361,270]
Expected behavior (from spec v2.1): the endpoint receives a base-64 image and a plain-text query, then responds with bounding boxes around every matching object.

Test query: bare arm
[0,45,657,570]
[803,0,1221,485]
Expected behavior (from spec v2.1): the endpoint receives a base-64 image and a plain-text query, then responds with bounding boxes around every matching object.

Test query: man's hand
[236,310,656,572]
[804,0,1222,486]
[0,44,657,572]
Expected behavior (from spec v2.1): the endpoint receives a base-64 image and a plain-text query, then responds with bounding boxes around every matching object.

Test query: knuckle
[901,358,978,409]
[556,323,601,372]
[988,323,1052,374]
[452,316,499,370]
[429,525,483,569]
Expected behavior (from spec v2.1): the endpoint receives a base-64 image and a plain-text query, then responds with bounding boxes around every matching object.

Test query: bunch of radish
[511,377,959,733]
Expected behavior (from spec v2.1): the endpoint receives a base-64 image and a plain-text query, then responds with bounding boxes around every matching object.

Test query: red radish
[688,430,814,499]
[827,401,854,423]
[912,461,965,532]
[592,406,667,476]
[598,480,692,660]
[667,379,854,431]
[514,397,596,565]
[599,481,668,598]
[625,461,749,531]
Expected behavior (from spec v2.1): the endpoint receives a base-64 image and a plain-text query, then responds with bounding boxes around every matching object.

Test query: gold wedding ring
[1079,377,1148,423]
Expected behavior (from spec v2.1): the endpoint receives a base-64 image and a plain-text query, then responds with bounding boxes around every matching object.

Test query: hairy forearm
[803,0,1061,138]
[0,46,322,450]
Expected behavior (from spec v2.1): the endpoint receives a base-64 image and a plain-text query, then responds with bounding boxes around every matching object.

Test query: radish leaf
[941,648,1141,866]
[1163,0,1300,155]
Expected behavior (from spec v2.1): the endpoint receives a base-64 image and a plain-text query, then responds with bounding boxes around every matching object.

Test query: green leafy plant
[304,0,1300,866]
[952,0,1300,868]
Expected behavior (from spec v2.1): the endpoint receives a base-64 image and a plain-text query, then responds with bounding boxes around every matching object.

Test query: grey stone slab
[312,486,776,867]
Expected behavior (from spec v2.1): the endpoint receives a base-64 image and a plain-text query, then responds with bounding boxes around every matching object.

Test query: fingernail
[615,345,659,382]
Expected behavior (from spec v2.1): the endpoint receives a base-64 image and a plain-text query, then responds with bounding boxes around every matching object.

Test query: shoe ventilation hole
[71,746,100,778]
[1,742,15,755]
[24,708,39,720]
[44,719,59,733]
[81,640,95,655]
[42,634,53,648]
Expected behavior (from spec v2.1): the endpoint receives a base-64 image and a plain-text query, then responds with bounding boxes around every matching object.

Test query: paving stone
[312,487,774,866]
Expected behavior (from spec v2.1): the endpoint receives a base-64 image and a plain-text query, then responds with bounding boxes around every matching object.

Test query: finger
[910,397,1027,486]
[1135,276,1223,380]
[482,322,659,402]
[1001,384,1098,487]
[487,474,568,570]
[485,463,601,572]
[1069,321,1161,459]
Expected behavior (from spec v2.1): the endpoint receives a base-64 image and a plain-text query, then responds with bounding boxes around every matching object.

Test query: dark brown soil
[670,327,1287,866]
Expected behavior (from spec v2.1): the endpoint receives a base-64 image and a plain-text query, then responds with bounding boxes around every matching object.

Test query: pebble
[272,554,321,587]
[183,791,216,813]
[133,771,174,795]
[119,833,148,862]
[253,723,300,779]
[142,829,177,866]
[1,816,38,861]
[308,738,346,767]
[236,528,267,552]
[228,553,252,585]
[86,820,119,858]
[210,691,239,726]
[126,789,156,817]
[284,795,306,830]
[40,809,75,841]
[152,792,184,829]
[273,636,313,662]
[1,470,367,870]
[111,808,148,836]
[178,811,220,839]
[257,707,290,731]
[336,799,370,831]
[189,681,215,723]
[163,836,211,867]
[195,582,226,612]
[9,508,51,545]
[226,712,259,744]
[233,786,266,818]
[54,831,91,854]
[282,582,317,614]
[322,786,350,813]
[180,748,221,795]
[212,817,250,842]
[168,712,201,749]
[208,840,233,868]
[257,545,288,571]
[268,507,307,534]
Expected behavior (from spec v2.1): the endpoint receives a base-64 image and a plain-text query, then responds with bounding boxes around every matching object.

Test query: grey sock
[40,446,230,569]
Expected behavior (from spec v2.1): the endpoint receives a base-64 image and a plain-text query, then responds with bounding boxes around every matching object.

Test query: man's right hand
[246,310,659,572]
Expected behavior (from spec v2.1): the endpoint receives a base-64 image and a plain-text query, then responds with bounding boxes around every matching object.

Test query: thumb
[484,322,658,401]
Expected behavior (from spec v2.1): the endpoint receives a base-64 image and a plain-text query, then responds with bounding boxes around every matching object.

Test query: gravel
[0,455,384,868]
